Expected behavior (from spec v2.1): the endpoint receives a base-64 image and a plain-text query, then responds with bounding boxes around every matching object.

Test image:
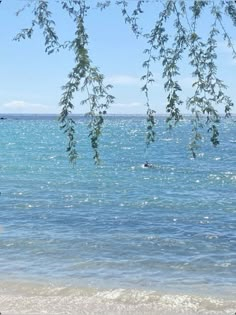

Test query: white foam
[0,282,235,315]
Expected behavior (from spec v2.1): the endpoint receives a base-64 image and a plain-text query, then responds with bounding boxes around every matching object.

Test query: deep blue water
[0,115,235,314]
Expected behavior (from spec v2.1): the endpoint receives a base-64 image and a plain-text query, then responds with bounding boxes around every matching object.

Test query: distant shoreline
[1,113,235,120]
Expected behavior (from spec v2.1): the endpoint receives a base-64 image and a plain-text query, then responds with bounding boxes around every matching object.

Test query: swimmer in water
[144,161,153,168]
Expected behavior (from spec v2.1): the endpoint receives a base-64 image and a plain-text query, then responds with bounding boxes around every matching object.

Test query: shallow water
[1,280,236,315]
[0,115,236,314]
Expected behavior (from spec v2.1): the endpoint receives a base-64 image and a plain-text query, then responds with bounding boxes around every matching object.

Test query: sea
[0,114,235,315]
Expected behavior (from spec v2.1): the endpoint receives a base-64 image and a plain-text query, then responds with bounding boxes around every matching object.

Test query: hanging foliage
[13,0,235,162]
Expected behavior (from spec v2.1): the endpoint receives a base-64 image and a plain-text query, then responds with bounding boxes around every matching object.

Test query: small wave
[0,282,236,315]
[162,138,173,142]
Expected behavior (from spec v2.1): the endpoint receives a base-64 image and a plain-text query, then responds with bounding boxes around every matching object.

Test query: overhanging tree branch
[13,0,236,162]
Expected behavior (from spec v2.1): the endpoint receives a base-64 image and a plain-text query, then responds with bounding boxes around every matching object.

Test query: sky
[0,0,235,115]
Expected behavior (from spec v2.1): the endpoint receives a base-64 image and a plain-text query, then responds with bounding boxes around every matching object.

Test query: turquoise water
[0,115,236,314]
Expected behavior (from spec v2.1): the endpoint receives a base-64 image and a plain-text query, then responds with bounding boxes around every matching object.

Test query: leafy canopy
[11,0,236,162]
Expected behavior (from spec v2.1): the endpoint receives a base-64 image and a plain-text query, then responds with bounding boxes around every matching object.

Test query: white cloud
[109,101,146,114]
[218,40,236,53]
[179,76,195,89]
[217,41,236,66]
[114,101,142,108]
[0,100,53,113]
[106,74,141,86]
